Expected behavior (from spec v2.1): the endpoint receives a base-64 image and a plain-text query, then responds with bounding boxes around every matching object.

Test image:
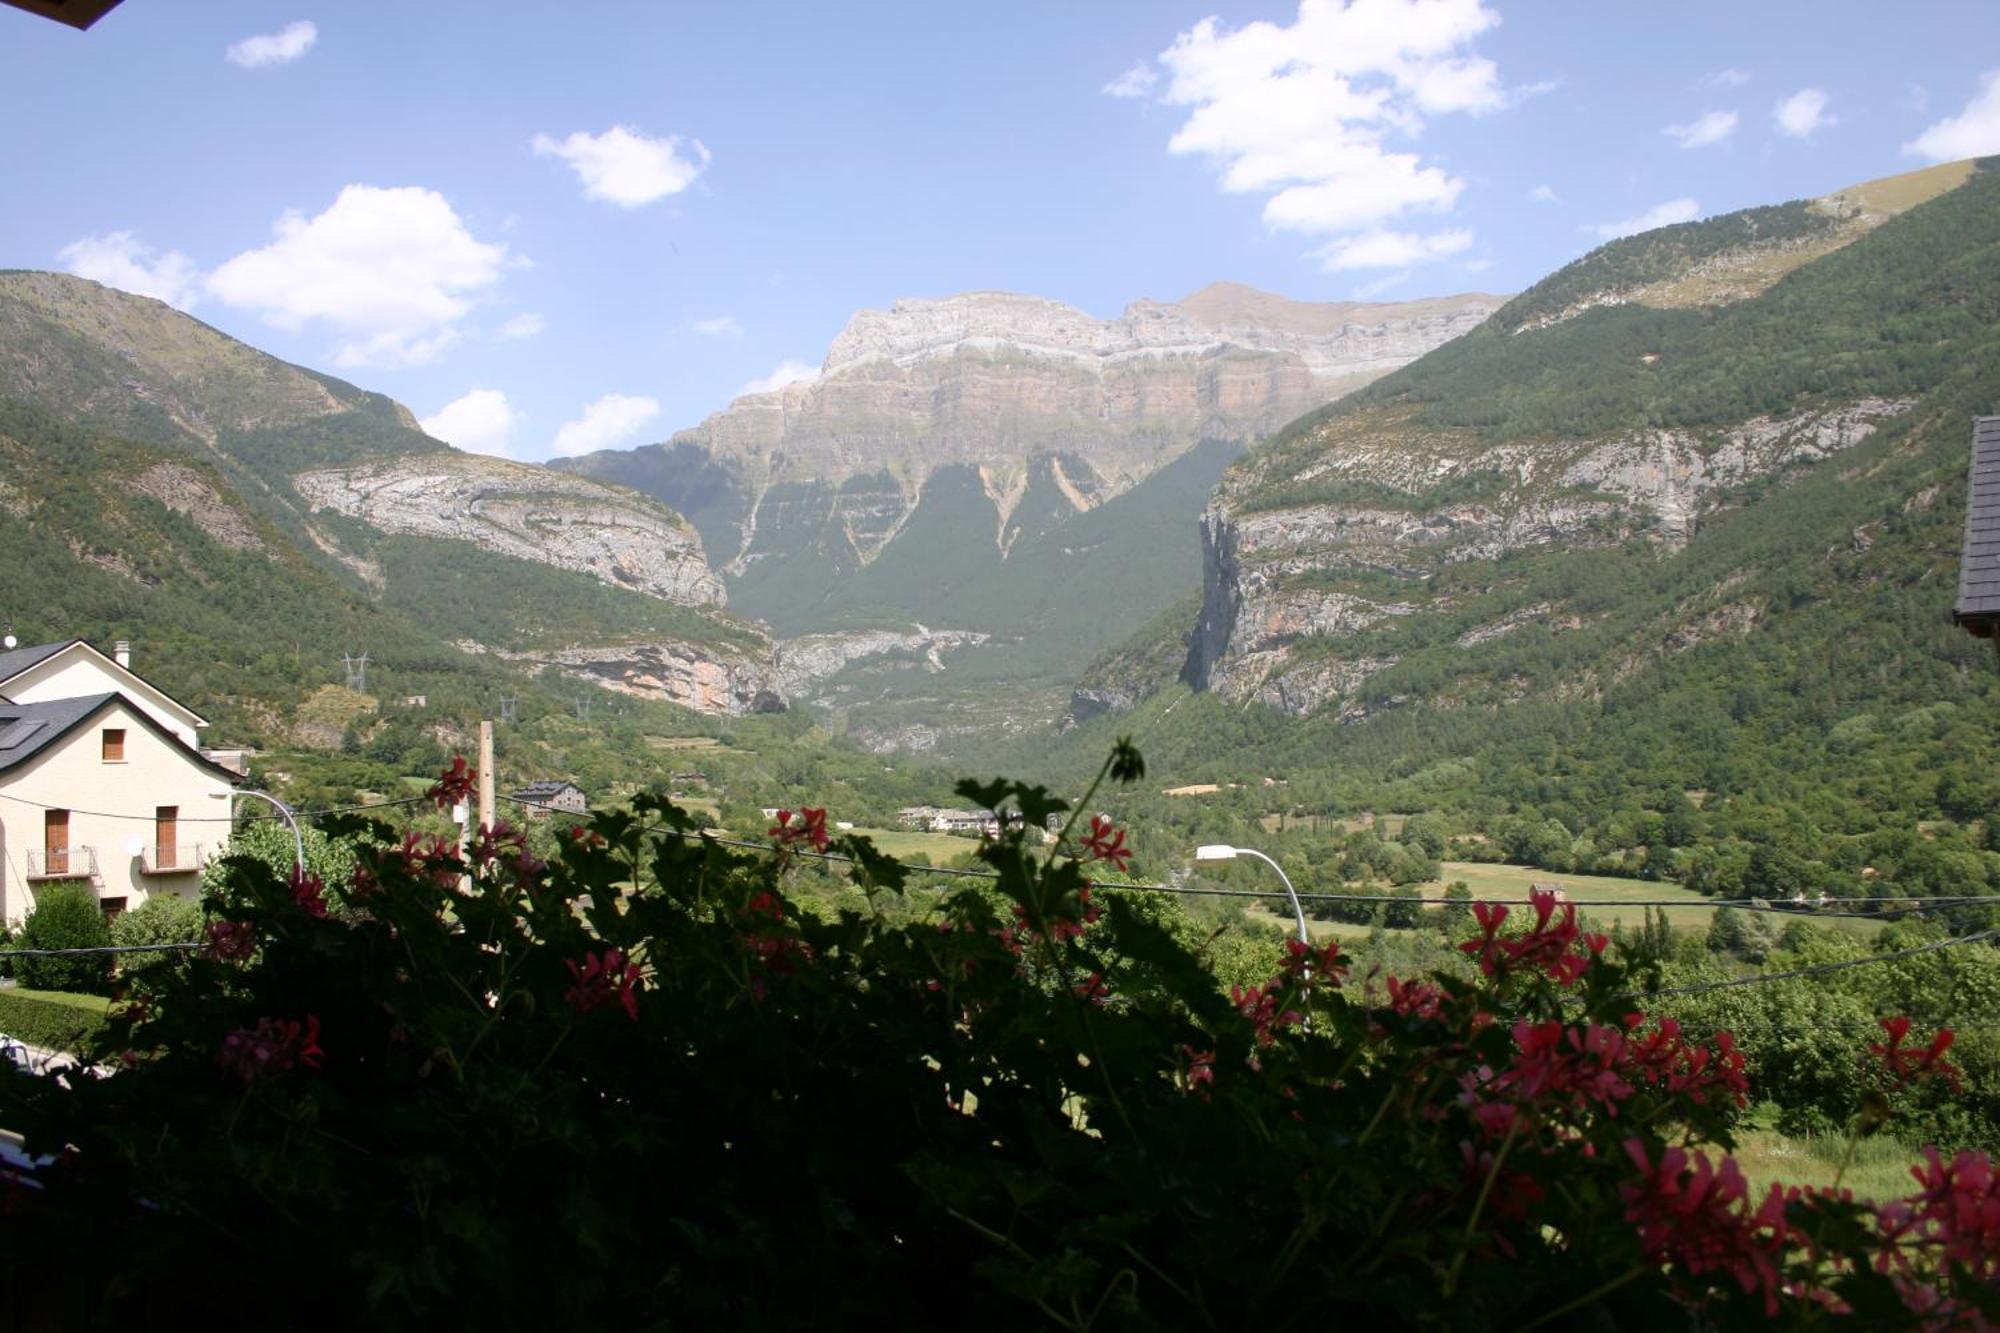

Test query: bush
[110,894,204,972]
[0,987,111,1053]
[4,752,1996,1329]
[14,881,112,994]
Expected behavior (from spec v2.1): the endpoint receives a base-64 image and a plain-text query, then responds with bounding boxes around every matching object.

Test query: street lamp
[211,788,305,880]
[1195,844,1309,946]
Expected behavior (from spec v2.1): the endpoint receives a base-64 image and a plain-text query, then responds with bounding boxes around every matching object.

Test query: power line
[495,796,2000,922]
[1633,930,2000,999]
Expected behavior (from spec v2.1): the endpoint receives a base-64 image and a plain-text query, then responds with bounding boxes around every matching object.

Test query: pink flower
[1385,975,1443,1021]
[427,755,477,811]
[1901,1147,2000,1280]
[1080,815,1132,872]
[216,1015,324,1082]
[1231,981,1301,1047]
[769,807,830,854]
[564,949,642,1020]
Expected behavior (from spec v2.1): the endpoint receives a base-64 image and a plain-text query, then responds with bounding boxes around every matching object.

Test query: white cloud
[531,125,710,207]
[225,20,317,69]
[57,231,200,309]
[1662,109,1738,149]
[206,184,509,368]
[1145,0,1503,256]
[1528,183,1559,203]
[496,312,544,340]
[1314,227,1472,270]
[421,389,519,457]
[1905,70,2000,161]
[550,393,660,458]
[1103,62,1158,99]
[738,360,819,396]
[687,316,743,337]
[1586,197,1702,240]
[1702,68,1751,89]
[1773,89,1835,139]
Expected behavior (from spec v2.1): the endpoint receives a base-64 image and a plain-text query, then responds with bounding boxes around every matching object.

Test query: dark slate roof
[0,639,76,686]
[0,692,116,773]
[1957,417,2000,625]
[0,691,241,781]
[511,780,583,798]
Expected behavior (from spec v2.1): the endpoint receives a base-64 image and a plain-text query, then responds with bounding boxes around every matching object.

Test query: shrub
[4,751,1997,1329]
[109,894,203,972]
[0,987,111,1053]
[14,881,112,994]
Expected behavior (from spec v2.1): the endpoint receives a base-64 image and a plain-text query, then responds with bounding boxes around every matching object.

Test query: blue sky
[3,1,1999,461]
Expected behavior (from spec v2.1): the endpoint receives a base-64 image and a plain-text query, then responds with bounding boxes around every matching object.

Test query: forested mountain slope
[1021,159,2000,902]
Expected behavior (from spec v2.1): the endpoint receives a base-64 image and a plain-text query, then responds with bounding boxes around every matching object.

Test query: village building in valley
[0,639,240,926]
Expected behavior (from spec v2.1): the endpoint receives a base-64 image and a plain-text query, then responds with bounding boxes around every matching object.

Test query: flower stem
[1443,1118,1521,1298]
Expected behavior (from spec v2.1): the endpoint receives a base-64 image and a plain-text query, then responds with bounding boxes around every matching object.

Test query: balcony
[26,846,97,880]
[140,843,203,874]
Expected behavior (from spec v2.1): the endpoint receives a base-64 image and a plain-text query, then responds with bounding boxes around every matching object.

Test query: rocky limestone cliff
[294,455,727,607]
[664,283,1503,562]
[1188,398,1913,715]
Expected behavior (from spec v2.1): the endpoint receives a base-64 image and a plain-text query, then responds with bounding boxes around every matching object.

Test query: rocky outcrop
[505,641,786,716]
[770,626,988,698]
[130,462,267,553]
[1190,398,1912,713]
[293,455,726,606]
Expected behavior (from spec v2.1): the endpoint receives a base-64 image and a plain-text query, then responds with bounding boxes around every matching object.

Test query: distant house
[1954,416,2000,642]
[0,639,241,926]
[511,780,587,819]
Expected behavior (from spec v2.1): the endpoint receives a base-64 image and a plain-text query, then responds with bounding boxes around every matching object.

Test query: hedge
[0,988,113,1054]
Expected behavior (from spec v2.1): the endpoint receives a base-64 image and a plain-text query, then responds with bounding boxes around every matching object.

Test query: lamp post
[1195,844,1309,945]
[212,788,305,880]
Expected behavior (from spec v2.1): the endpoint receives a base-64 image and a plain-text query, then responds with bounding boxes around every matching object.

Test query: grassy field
[1734,1130,1923,1205]
[1431,861,1713,932]
[847,827,981,864]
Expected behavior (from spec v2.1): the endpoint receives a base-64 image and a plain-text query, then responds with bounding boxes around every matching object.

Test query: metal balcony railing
[141,843,203,874]
[26,846,97,879]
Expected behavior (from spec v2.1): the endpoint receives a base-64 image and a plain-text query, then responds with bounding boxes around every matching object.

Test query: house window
[102,728,125,762]
[100,896,127,922]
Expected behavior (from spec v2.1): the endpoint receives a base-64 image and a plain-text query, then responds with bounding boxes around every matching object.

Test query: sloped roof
[1,1,125,30]
[0,691,239,780]
[511,780,583,798]
[0,639,75,685]
[1955,417,2000,628]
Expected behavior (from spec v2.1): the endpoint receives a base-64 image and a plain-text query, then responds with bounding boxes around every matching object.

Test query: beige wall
[5,647,204,747]
[0,699,234,926]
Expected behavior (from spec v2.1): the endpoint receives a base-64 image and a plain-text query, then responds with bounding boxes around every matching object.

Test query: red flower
[1871,1016,1961,1092]
[1620,1140,1787,1315]
[427,755,477,811]
[1899,1147,2000,1280]
[1280,937,1347,987]
[564,949,643,1020]
[1183,1045,1216,1094]
[202,918,257,962]
[216,1014,324,1082]
[769,807,830,853]
[471,820,525,867]
[1385,975,1443,1021]
[1074,971,1108,1003]
[1080,815,1132,872]
[1494,1019,1634,1117]
[1457,889,1603,986]
[1231,981,1302,1047]
[290,867,329,919]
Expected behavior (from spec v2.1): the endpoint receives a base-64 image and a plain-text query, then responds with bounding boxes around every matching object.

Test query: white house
[0,641,240,927]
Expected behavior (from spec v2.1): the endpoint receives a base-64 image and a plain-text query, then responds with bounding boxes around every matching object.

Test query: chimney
[114,640,131,670]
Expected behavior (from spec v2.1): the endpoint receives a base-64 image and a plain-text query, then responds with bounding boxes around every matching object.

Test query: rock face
[1189,398,1913,715]
[503,641,786,716]
[293,455,727,607]
[665,283,1503,560]
[769,626,989,699]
